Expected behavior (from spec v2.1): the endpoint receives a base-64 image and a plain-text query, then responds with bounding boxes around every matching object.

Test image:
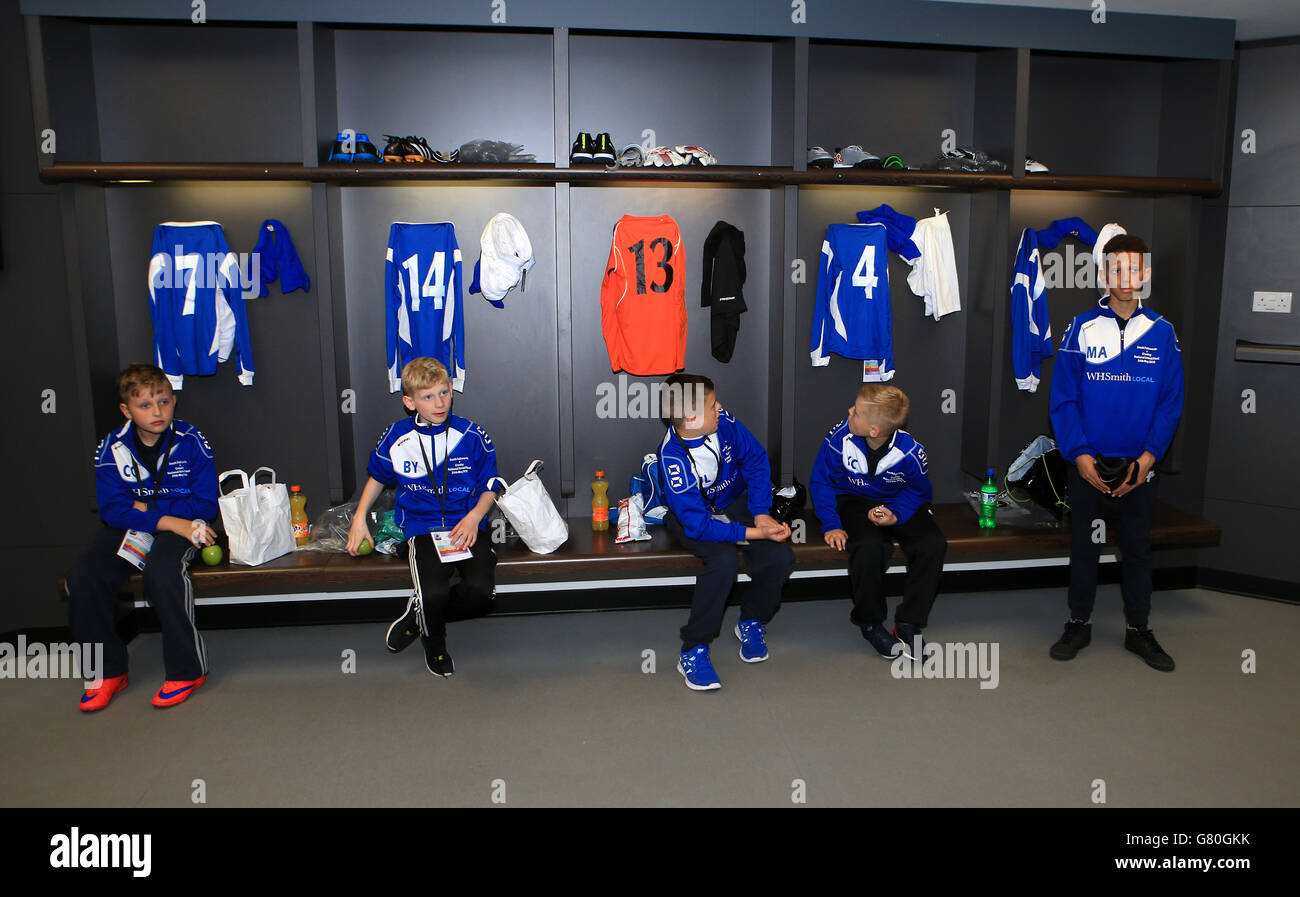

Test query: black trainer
[592,132,616,163]
[570,132,595,163]
[894,621,924,661]
[382,135,410,163]
[1050,618,1092,660]
[1125,627,1175,672]
[422,636,455,678]
[385,594,422,653]
[860,622,905,659]
[353,133,380,163]
[407,135,435,162]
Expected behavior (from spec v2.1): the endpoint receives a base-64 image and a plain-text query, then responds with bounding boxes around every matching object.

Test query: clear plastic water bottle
[979,470,998,529]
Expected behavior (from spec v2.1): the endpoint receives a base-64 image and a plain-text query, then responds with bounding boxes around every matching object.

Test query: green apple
[201,544,223,566]
[357,539,373,556]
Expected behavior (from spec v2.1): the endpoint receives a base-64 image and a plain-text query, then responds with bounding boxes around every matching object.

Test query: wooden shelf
[38,162,1222,196]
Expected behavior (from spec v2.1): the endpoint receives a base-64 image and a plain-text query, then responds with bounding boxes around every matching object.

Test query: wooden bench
[82,502,1221,604]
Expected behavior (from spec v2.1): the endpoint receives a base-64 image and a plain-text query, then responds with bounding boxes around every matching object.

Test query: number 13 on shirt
[600,214,686,376]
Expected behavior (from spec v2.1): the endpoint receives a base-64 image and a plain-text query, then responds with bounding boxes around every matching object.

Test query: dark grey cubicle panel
[338,184,561,500]
[333,28,555,163]
[568,34,774,167]
[102,184,333,507]
[1228,43,1300,208]
[1203,205,1300,583]
[808,43,977,173]
[89,23,301,163]
[794,187,971,505]
[1026,53,1163,179]
[2,192,102,628]
[1198,41,1300,588]
[568,185,773,512]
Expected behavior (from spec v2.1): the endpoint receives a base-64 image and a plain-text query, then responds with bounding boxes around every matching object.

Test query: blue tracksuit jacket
[810,423,932,531]
[1049,298,1185,462]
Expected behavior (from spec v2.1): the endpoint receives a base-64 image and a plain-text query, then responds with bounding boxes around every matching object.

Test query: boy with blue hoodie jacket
[810,384,946,661]
[347,358,499,678]
[657,373,794,691]
[66,364,219,711]
[1049,234,1184,671]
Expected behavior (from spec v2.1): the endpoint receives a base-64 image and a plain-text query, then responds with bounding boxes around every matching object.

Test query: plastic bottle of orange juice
[290,484,310,546]
[592,470,609,532]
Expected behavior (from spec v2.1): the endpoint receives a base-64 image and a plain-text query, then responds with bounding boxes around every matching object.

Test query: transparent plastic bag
[457,139,536,164]
[301,486,398,552]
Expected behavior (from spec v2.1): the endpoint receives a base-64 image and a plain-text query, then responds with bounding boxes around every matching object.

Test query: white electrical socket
[1252,291,1292,313]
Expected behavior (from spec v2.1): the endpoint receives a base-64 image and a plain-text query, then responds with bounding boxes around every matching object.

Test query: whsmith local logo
[0,636,103,681]
[49,829,151,878]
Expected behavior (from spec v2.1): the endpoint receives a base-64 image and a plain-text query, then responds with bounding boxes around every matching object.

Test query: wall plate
[1252,291,1292,313]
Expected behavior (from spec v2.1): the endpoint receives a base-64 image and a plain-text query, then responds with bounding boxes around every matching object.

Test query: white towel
[906,208,962,320]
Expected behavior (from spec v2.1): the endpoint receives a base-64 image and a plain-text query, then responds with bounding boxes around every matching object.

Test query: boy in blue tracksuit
[810,384,946,660]
[347,357,499,678]
[66,364,220,711]
[657,373,794,691]
[1049,234,1184,671]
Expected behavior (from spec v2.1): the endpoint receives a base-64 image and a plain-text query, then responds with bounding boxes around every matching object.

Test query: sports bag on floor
[488,460,568,554]
[1006,435,1070,519]
[218,467,296,566]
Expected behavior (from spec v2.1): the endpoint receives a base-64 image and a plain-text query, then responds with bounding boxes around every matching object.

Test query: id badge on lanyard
[120,429,171,568]
[117,529,155,570]
[417,422,451,529]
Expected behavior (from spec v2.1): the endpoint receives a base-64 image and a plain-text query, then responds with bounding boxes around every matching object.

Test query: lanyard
[416,419,451,528]
[129,427,173,511]
[673,430,721,514]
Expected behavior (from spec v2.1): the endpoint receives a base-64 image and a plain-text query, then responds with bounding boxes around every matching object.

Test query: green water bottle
[979,469,998,529]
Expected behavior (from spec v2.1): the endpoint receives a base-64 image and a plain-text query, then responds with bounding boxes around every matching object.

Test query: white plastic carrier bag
[487,460,568,555]
[217,467,296,566]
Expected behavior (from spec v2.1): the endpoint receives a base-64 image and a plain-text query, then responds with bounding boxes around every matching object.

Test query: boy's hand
[824,529,848,551]
[345,516,373,556]
[746,522,790,542]
[753,514,791,542]
[449,512,481,549]
[870,506,897,527]
[165,518,216,547]
[1075,454,1111,495]
[132,500,147,512]
[1111,452,1156,498]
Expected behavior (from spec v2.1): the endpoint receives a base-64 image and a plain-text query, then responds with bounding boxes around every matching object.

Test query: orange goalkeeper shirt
[600,214,686,375]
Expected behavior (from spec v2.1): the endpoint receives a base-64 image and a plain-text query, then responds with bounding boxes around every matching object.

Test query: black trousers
[66,525,207,681]
[838,496,946,628]
[1066,464,1158,628]
[407,533,497,643]
[664,505,795,651]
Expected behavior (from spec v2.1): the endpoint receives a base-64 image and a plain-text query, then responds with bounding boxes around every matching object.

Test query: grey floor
[4,586,1297,807]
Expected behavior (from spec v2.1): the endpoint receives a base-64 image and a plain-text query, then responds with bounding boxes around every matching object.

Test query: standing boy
[67,363,219,711]
[347,358,499,677]
[810,384,946,660]
[657,373,794,691]
[1049,234,1184,671]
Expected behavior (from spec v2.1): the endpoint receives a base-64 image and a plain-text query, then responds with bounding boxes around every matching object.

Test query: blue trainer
[327,131,352,163]
[734,619,769,663]
[894,622,924,661]
[677,645,722,691]
[860,622,905,659]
